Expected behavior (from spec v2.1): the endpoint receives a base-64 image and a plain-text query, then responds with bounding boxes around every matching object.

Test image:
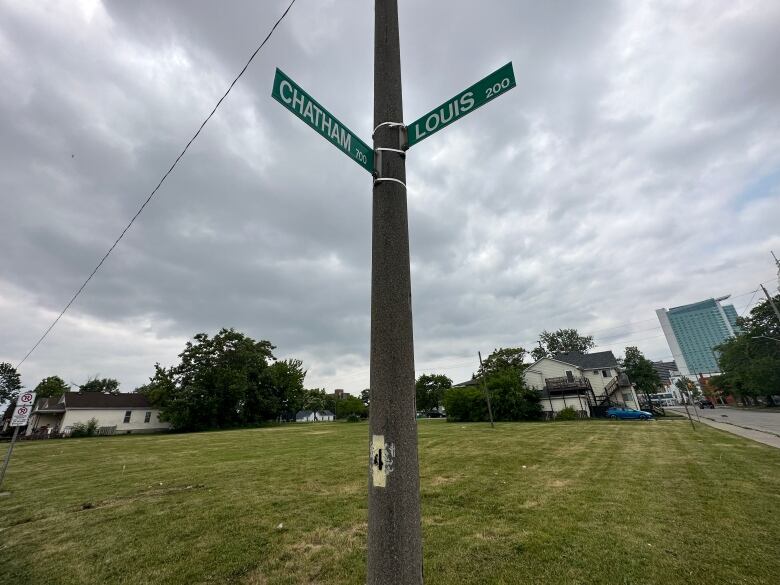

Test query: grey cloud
[1,0,778,395]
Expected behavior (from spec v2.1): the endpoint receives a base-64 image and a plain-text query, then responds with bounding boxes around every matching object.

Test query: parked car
[607,406,653,420]
[696,400,715,409]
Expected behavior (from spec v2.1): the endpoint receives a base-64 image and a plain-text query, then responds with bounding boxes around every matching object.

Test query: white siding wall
[583,368,618,394]
[523,358,582,390]
[60,408,170,434]
[539,395,589,415]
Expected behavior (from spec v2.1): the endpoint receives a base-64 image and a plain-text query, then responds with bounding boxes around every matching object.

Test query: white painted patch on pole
[371,434,395,488]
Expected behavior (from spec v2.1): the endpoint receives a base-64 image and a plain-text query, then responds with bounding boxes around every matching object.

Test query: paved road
[670,406,780,448]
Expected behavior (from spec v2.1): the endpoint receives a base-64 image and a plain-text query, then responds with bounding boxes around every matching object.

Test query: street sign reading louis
[407,62,516,147]
[272,68,373,173]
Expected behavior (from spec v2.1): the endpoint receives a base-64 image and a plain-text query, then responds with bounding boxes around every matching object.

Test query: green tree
[150,329,281,430]
[255,359,307,420]
[477,347,528,378]
[135,364,176,408]
[714,295,780,405]
[78,377,120,395]
[0,362,23,405]
[415,374,452,412]
[442,386,488,422]
[335,395,367,419]
[486,367,543,421]
[360,388,371,407]
[621,346,661,408]
[532,329,595,361]
[34,376,70,399]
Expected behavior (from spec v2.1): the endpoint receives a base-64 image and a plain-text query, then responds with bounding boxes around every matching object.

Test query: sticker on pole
[11,405,32,427]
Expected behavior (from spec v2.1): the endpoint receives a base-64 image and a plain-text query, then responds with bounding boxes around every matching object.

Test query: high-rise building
[656,296,739,376]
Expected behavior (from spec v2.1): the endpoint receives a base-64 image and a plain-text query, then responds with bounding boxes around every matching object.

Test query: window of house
[565,370,574,382]
[602,369,609,377]
[144,411,152,423]
[123,411,132,423]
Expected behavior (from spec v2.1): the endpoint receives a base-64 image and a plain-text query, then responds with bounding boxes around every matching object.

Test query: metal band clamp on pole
[373,143,407,189]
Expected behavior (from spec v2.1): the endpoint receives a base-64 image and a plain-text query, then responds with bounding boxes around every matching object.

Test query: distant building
[23,392,170,436]
[652,360,678,386]
[656,296,739,377]
[295,410,334,422]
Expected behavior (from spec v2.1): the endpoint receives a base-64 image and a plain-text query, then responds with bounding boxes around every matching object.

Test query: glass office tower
[656,296,739,376]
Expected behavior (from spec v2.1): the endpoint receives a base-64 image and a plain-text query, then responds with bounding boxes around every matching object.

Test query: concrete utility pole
[760,284,780,325]
[0,426,20,491]
[478,351,495,428]
[367,1,423,583]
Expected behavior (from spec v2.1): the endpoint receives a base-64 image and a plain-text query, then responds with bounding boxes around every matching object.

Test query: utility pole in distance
[760,284,780,325]
[367,1,423,584]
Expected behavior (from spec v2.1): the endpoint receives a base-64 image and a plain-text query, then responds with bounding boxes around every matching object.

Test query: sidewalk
[673,408,780,449]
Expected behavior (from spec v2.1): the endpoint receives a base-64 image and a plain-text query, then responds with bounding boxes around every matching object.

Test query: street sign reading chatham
[272,68,373,173]
[407,62,516,147]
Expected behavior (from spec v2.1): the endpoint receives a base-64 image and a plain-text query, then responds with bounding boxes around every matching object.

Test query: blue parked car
[607,406,653,420]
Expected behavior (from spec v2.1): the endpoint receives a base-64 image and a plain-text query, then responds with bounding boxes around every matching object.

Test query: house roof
[319,410,334,416]
[34,396,66,413]
[62,391,152,409]
[452,378,480,388]
[552,351,618,370]
[296,410,313,417]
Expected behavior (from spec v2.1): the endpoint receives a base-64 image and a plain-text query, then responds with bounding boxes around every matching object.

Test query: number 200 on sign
[485,77,511,99]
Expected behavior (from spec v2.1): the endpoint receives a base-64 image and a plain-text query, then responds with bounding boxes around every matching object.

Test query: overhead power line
[15,0,298,369]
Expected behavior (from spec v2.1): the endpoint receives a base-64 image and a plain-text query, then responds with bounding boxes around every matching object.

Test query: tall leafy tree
[415,374,452,412]
[477,347,528,378]
[34,376,70,399]
[360,388,371,407]
[714,296,780,405]
[532,329,595,361]
[621,346,661,407]
[486,368,542,421]
[78,377,120,394]
[0,362,22,405]
[335,396,367,419]
[147,329,281,430]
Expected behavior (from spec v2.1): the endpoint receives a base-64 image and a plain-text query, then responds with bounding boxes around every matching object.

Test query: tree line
[1,328,368,432]
[709,294,780,405]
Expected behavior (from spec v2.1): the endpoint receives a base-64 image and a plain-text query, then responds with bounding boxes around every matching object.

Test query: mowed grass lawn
[1,419,779,584]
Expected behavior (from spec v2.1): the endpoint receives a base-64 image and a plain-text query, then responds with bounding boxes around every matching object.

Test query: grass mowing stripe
[1,419,779,584]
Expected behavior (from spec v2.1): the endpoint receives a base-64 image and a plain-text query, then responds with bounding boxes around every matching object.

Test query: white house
[26,392,171,436]
[295,410,335,422]
[523,351,640,418]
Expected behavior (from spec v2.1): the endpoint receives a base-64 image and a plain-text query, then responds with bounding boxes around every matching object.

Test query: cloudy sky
[1,0,779,397]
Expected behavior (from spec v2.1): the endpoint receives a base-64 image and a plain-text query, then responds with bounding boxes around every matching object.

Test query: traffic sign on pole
[271,68,374,173]
[17,391,36,408]
[407,62,516,147]
[11,405,32,427]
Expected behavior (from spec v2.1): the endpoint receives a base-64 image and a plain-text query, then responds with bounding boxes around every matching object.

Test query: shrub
[70,418,99,438]
[443,386,488,422]
[555,406,578,421]
[346,414,361,423]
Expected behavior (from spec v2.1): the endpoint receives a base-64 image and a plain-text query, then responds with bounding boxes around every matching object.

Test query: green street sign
[407,62,516,147]
[272,68,373,173]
